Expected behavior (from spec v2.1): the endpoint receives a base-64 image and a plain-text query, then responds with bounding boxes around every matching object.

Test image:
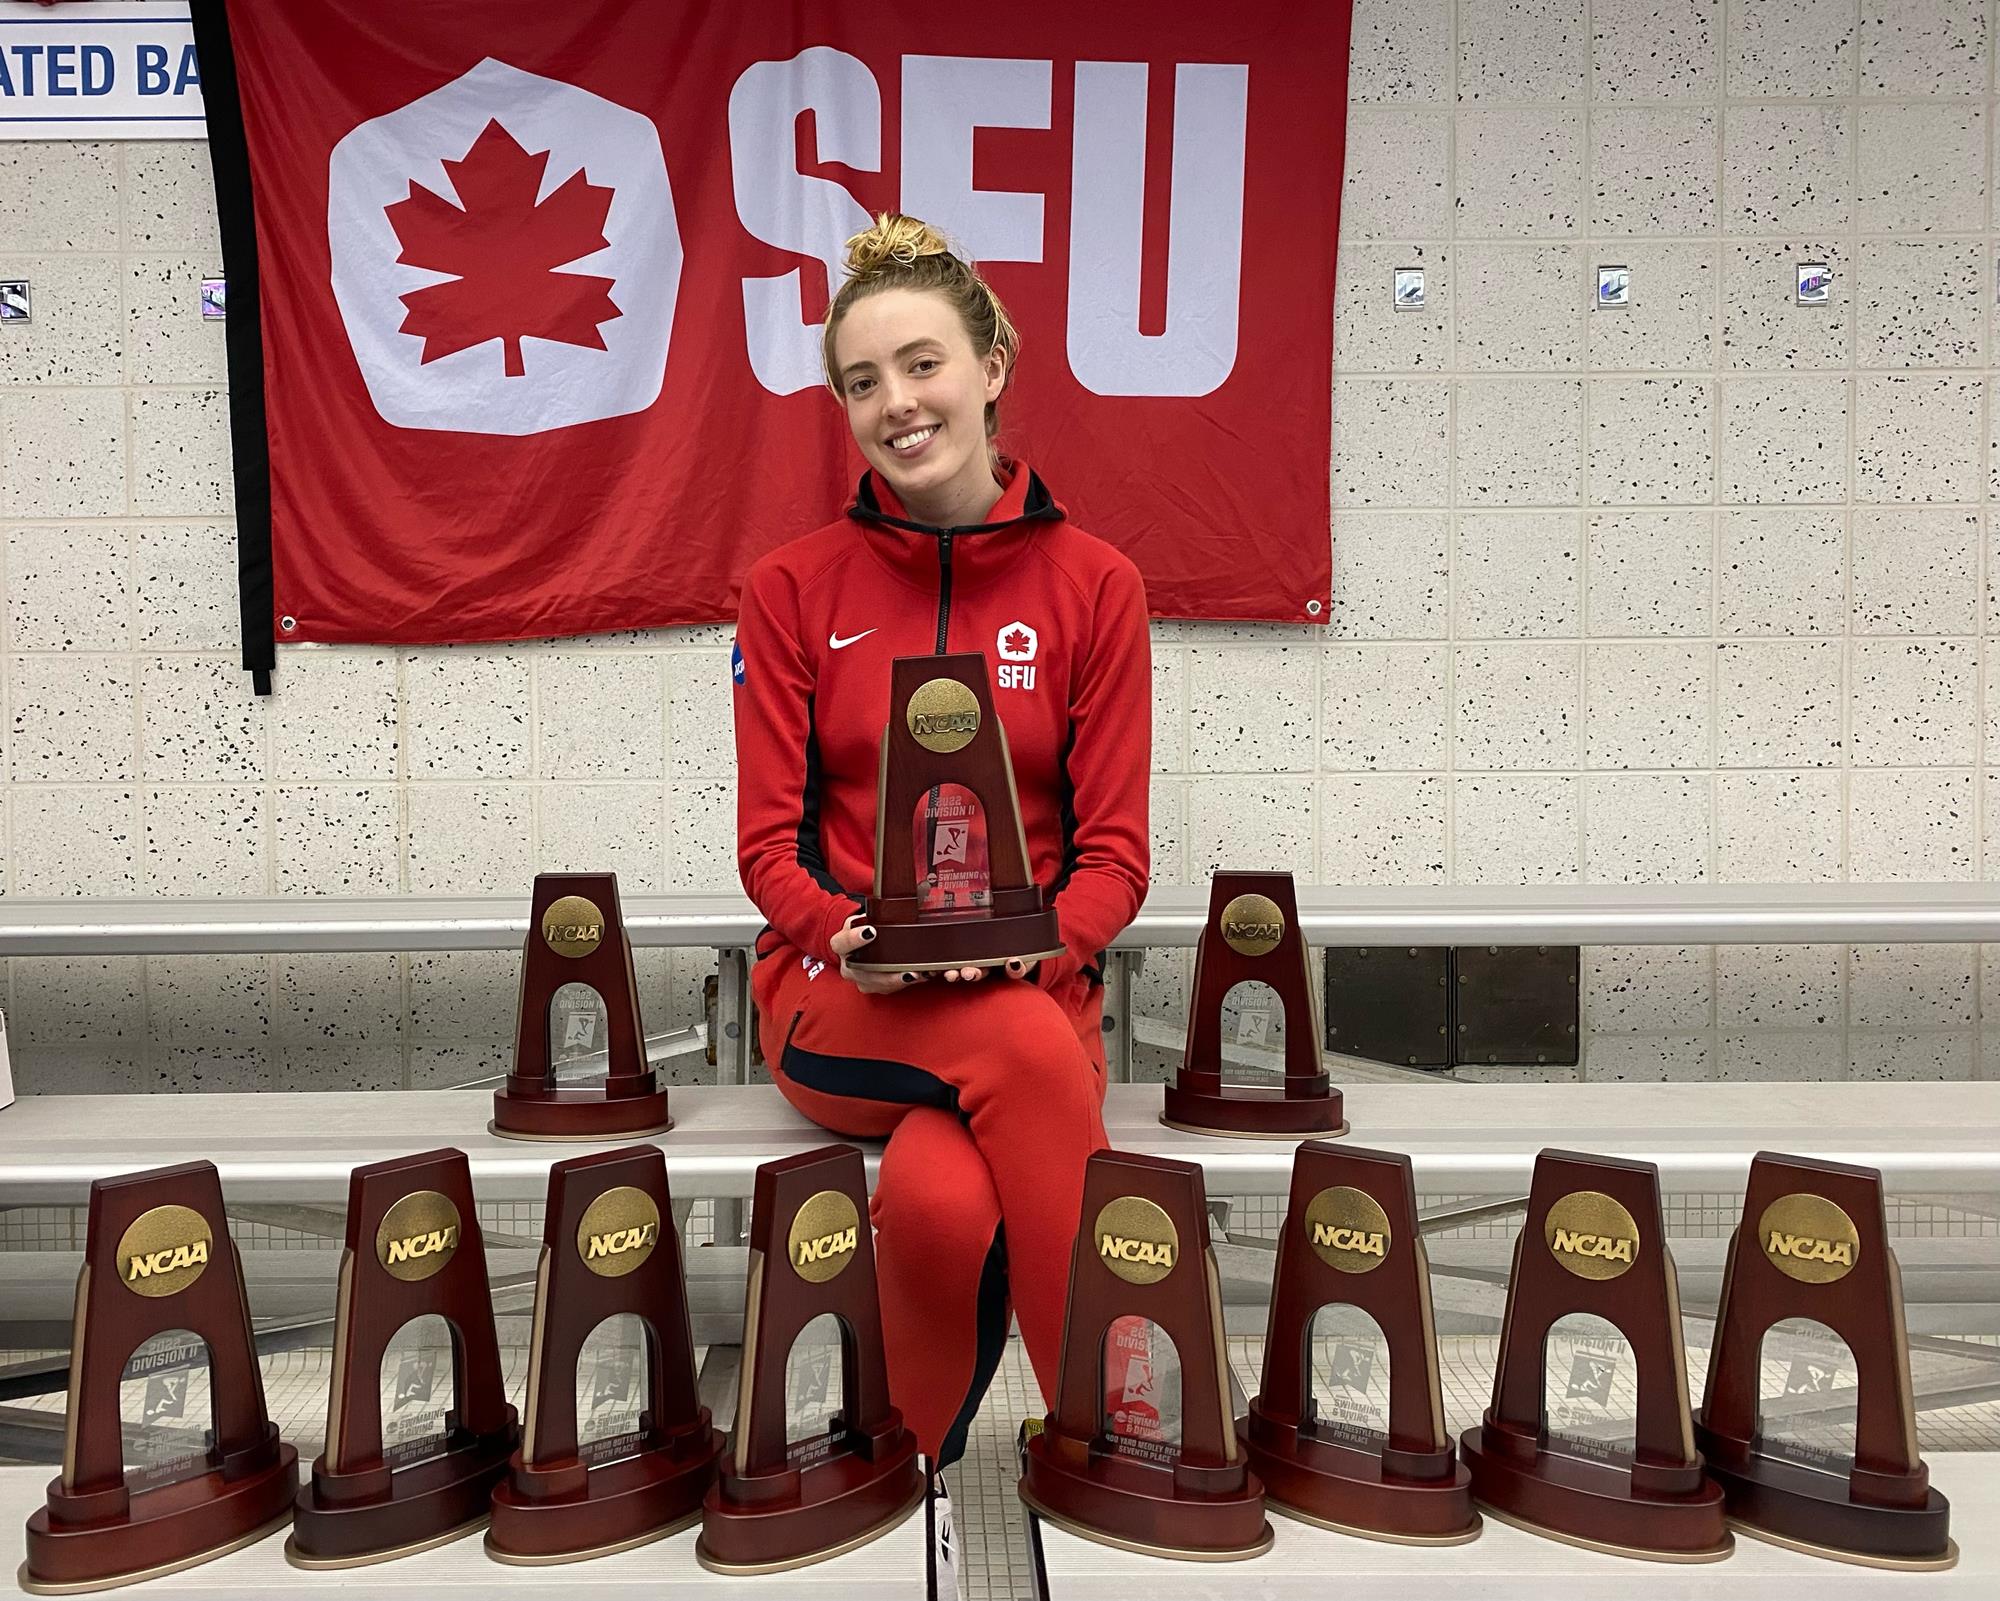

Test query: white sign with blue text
[0,1,201,140]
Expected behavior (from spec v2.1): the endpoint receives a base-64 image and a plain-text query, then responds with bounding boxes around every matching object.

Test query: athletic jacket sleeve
[1038,556,1152,992]
[733,557,865,965]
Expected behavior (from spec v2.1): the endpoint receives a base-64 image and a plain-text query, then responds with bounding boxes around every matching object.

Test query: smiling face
[831,287,1009,526]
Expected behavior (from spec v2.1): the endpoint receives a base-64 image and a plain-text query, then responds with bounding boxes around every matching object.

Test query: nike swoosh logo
[828,629,877,650]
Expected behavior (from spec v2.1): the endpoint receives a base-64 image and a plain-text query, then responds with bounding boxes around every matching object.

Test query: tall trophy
[1241,1142,1477,1542]
[288,1149,519,1566]
[1460,1149,1730,1561]
[846,653,1063,974]
[491,871,673,1140]
[20,1163,299,1594]
[1162,871,1345,1137]
[1695,1152,1954,1569]
[697,1145,924,1572]
[487,1146,724,1563]
[1020,1149,1272,1560]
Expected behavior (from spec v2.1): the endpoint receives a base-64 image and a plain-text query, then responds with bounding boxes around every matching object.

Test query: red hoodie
[732,458,1151,1010]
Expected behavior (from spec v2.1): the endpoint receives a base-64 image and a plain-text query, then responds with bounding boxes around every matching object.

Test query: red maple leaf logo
[1002,627,1032,655]
[384,119,620,378]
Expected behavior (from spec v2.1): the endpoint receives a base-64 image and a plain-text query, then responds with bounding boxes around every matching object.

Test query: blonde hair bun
[843,212,958,280]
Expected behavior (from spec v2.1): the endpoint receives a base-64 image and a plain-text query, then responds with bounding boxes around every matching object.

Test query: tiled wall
[5,0,2000,1091]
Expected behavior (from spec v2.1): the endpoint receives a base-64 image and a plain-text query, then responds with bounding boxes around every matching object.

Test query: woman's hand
[830,913,1036,991]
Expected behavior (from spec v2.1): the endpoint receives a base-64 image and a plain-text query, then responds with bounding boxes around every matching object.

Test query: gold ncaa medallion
[1758,1192,1861,1285]
[375,1190,462,1282]
[576,1186,662,1278]
[906,678,981,755]
[1303,1186,1393,1274]
[541,894,606,959]
[1544,1190,1641,1282]
[1094,1196,1179,1286]
[789,1189,861,1283]
[1219,893,1285,959]
[116,1205,214,1298]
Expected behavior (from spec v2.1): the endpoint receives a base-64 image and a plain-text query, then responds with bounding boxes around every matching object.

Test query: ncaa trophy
[697,1145,923,1572]
[1241,1142,1477,1542]
[846,653,1064,974]
[288,1149,519,1566]
[1460,1149,1730,1561]
[491,871,673,1140]
[1020,1149,1272,1560]
[1695,1152,1954,1569]
[20,1163,299,1594]
[487,1146,724,1562]
[1161,871,1345,1138]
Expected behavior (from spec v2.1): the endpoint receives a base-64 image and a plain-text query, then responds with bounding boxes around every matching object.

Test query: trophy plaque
[1695,1152,1954,1569]
[288,1148,519,1567]
[1460,1149,1729,1561]
[21,1163,299,1595]
[1020,1149,1272,1561]
[491,871,673,1140]
[1241,1142,1477,1543]
[487,1146,724,1563]
[1161,871,1345,1138]
[697,1145,923,1572]
[847,652,1064,973]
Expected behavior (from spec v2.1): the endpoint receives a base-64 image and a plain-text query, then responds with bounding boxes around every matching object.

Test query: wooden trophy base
[1160,1082,1346,1141]
[287,1424,518,1568]
[1460,1420,1731,1563]
[21,1440,299,1596]
[1240,1411,1478,1545]
[850,895,1063,974]
[1018,1434,1272,1562]
[1694,1427,1955,1571]
[489,1085,673,1143]
[486,1432,726,1565]
[695,1441,925,1574]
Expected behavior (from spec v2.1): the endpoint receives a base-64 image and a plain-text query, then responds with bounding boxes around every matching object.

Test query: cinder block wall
[3,0,1998,1091]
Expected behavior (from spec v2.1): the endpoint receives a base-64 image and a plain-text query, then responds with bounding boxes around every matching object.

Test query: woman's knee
[872,1112,1001,1249]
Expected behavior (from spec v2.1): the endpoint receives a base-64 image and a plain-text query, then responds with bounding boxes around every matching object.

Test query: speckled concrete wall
[3,1,1998,1092]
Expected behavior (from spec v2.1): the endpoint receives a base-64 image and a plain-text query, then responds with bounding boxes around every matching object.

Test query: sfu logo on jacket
[731,459,1151,1007]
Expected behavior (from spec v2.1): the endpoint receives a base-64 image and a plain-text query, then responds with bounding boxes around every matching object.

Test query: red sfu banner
[209,0,1351,646]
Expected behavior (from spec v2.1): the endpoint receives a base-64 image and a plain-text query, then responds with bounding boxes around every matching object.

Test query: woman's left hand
[941,958,1035,984]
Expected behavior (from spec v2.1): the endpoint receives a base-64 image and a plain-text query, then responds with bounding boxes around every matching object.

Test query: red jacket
[732,458,1151,1010]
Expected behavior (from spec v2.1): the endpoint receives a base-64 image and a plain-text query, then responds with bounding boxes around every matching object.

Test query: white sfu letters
[733,51,1250,400]
[336,51,1249,435]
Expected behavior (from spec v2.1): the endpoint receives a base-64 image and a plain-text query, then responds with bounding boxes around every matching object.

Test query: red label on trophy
[915,782,992,914]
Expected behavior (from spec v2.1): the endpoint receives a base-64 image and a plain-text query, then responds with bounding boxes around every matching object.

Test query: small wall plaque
[1796,262,1831,306]
[0,280,29,323]
[1595,265,1630,309]
[1392,267,1425,311]
[200,277,227,320]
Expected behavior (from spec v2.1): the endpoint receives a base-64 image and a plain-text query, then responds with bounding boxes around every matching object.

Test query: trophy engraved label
[848,653,1064,974]
[1459,1149,1730,1561]
[1241,1142,1477,1543]
[492,872,673,1141]
[697,1145,923,1572]
[20,1163,299,1595]
[1695,1152,1954,1569]
[1020,1150,1273,1561]
[487,1146,724,1563]
[287,1149,519,1567]
[1161,872,1345,1139]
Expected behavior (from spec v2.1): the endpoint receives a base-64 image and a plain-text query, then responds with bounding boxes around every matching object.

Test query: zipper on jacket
[934,533,955,651]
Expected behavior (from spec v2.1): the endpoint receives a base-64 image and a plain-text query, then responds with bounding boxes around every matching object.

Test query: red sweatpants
[753,943,1110,1467]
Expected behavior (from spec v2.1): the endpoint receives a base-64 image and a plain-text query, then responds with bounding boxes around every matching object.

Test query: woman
[732,213,1151,1471]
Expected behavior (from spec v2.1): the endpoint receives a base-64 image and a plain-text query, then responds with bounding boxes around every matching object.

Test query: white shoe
[925,1457,962,1600]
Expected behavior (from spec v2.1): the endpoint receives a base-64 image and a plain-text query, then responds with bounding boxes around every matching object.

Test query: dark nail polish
[901,972,917,984]
[862,927,877,940]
